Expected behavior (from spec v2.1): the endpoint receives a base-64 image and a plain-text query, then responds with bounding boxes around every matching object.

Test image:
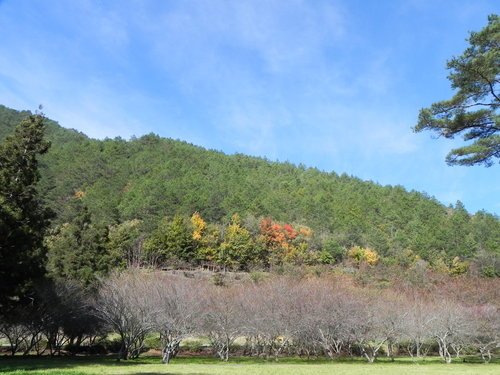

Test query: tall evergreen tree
[0,112,52,310]
[144,215,195,266]
[46,199,110,288]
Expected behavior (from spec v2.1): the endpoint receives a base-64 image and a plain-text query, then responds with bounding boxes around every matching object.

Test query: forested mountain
[1,104,499,272]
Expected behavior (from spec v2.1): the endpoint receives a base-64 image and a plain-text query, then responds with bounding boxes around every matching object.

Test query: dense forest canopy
[0,104,499,279]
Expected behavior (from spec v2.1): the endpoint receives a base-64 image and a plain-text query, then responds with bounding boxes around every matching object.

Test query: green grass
[0,356,498,375]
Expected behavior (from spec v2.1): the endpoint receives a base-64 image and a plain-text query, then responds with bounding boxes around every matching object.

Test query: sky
[0,0,498,214]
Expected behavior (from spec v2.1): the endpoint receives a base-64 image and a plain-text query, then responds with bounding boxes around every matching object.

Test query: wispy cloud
[0,0,498,213]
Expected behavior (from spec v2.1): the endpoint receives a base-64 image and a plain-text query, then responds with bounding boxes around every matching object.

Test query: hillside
[1,104,499,265]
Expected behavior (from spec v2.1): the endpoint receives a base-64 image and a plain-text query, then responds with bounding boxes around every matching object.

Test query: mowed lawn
[0,356,498,375]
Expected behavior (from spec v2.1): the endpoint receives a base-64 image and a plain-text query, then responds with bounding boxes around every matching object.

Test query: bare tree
[401,292,434,359]
[469,304,499,363]
[96,271,156,360]
[380,293,408,361]
[0,313,30,355]
[245,278,299,360]
[428,299,470,364]
[150,274,204,363]
[17,301,48,356]
[201,284,246,361]
[298,279,352,359]
[349,295,389,363]
[288,281,319,359]
[32,281,95,356]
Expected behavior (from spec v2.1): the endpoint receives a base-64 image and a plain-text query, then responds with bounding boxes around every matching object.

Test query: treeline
[0,105,499,275]
[1,272,498,364]
[45,206,494,290]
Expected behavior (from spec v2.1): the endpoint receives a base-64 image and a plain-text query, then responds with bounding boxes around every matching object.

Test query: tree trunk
[387,341,395,362]
[480,348,491,363]
[118,340,129,361]
[162,341,180,364]
[437,338,452,364]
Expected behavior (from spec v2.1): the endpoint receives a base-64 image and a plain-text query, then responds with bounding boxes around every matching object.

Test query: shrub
[144,335,162,351]
[348,246,379,266]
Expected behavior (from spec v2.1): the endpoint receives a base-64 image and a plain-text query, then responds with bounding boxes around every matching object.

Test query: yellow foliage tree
[347,246,365,265]
[449,256,469,276]
[364,248,379,266]
[74,190,86,199]
[347,246,379,266]
[191,212,206,241]
[432,257,450,274]
[189,212,221,263]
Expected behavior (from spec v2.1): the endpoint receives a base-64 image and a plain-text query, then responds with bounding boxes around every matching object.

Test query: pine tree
[415,15,499,166]
[144,215,195,266]
[46,198,110,288]
[0,112,52,310]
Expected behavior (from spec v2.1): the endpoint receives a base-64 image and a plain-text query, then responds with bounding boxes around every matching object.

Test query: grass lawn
[0,356,498,375]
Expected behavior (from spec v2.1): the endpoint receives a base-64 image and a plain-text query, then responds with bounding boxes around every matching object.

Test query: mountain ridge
[1,104,498,263]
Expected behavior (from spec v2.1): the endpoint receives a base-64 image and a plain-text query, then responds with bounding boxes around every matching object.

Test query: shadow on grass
[174,355,498,366]
[0,355,209,375]
[0,356,142,372]
[0,354,497,374]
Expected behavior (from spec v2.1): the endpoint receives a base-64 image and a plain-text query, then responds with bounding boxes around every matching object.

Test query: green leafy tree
[470,210,500,254]
[217,214,256,270]
[0,112,52,310]
[474,250,500,277]
[415,15,499,166]
[107,219,143,268]
[144,215,195,266]
[46,199,110,288]
[191,212,221,263]
[443,201,476,258]
[319,238,345,264]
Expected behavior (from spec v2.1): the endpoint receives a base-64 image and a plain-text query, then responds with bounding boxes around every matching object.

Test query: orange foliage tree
[259,218,314,265]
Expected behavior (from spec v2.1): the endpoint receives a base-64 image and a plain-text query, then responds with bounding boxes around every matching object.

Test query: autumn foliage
[259,218,314,266]
[347,246,380,266]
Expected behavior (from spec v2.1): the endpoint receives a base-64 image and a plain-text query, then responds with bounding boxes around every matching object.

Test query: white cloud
[145,0,346,74]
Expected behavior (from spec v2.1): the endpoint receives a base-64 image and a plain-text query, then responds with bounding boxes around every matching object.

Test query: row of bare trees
[94,272,499,363]
[0,281,102,357]
[0,272,497,363]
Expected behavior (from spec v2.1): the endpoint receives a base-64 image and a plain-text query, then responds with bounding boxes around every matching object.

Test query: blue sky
[0,0,498,214]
